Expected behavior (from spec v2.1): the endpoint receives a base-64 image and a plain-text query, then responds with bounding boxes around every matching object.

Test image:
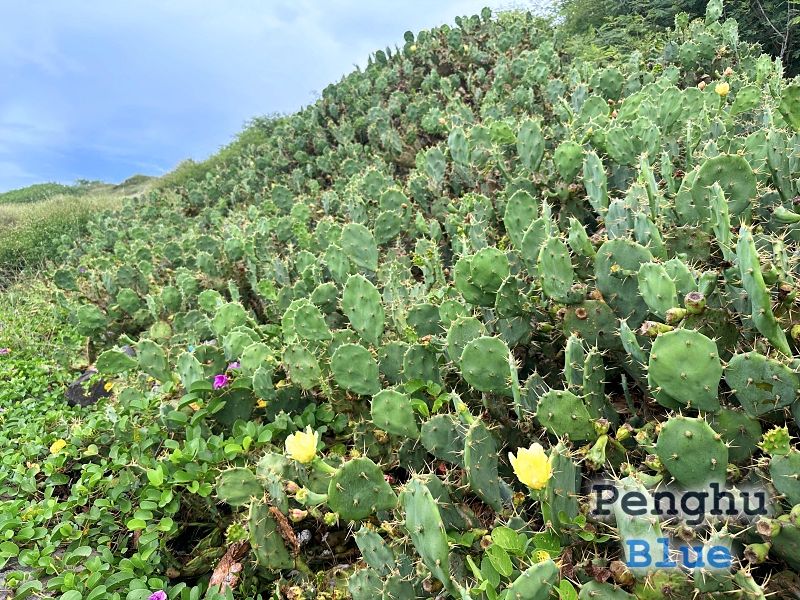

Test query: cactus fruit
[656,416,729,487]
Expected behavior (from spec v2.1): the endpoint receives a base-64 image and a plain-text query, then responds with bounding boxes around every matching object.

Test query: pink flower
[148,592,167,600]
[213,374,229,390]
[227,361,241,371]
[0,348,9,356]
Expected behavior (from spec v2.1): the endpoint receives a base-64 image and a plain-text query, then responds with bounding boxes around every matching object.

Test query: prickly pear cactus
[60,4,800,598]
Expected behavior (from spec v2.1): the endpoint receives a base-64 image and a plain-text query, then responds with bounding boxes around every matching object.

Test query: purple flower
[0,348,9,356]
[148,592,167,600]
[227,361,241,371]
[213,374,229,390]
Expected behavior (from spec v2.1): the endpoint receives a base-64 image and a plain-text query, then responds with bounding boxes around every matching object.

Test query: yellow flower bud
[509,443,552,490]
[715,82,730,97]
[533,549,551,563]
[49,439,67,455]
[285,426,319,464]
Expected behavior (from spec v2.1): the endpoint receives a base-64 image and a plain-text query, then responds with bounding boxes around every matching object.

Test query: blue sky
[0,1,552,192]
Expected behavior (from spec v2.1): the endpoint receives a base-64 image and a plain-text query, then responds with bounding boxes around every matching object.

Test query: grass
[0,176,153,278]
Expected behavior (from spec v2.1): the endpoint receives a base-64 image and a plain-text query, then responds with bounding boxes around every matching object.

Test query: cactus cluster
[55,1,800,597]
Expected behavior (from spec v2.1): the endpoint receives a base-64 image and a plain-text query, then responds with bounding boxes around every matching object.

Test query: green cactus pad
[249,502,293,570]
[613,476,664,577]
[692,154,757,216]
[554,140,584,181]
[340,223,379,272]
[291,299,332,341]
[595,239,654,326]
[583,151,608,212]
[648,329,722,412]
[504,189,538,249]
[470,247,510,294]
[353,527,395,575]
[506,559,558,600]
[539,236,580,304]
[400,478,456,595]
[406,302,443,337]
[371,389,418,437]
[579,581,636,599]
[402,344,442,384]
[421,414,466,467]
[464,419,504,511]
[342,274,385,346]
[378,340,409,384]
[769,450,800,506]
[656,416,728,486]
[564,334,586,390]
[460,336,512,394]
[454,256,496,306]
[216,468,262,506]
[446,316,486,364]
[637,262,677,318]
[563,300,620,350]
[327,457,397,520]
[710,409,761,464]
[330,343,380,396]
[725,352,799,417]
[517,118,545,171]
[137,339,171,383]
[282,344,322,390]
[536,389,598,441]
[737,226,791,355]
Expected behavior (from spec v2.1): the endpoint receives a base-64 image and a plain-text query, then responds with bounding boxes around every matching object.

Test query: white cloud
[0,1,550,190]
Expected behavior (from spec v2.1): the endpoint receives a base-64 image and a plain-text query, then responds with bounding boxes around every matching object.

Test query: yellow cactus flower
[509,443,552,490]
[256,399,267,408]
[285,426,319,464]
[715,82,730,97]
[103,382,114,392]
[49,439,67,455]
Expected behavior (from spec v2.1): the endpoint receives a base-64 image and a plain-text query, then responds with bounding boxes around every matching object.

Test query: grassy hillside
[0,176,153,278]
[3,2,800,599]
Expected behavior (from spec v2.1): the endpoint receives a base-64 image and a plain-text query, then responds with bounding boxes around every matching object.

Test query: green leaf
[486,544,513,577]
